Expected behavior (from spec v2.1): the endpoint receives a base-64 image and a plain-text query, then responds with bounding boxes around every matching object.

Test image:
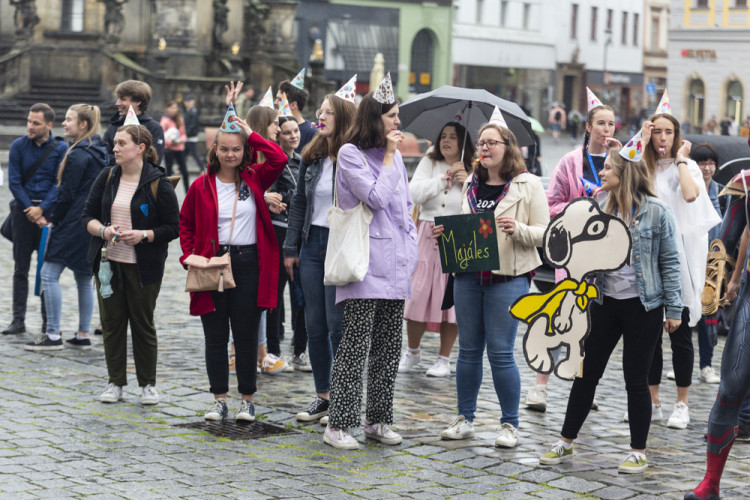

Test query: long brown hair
[58,104,101,185]
[206,129,252,176]
[474,124,526,183]
[426,122,474,173]
[247,105,277,163]
[116,124,158,164]
[166,100,182,128]
[582,105,615,173]
[602,148,658,225]
[642,113,682,174]
[302,94,356,164]
[345,92,397,150]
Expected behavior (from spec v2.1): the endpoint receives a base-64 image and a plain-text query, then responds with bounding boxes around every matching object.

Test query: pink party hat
[489,106,508,128]
[619,130,644,161]
[655,90,671,115]
[586,87,604,111]
[123,105,140,126]
[220,104,242,133]
[290,68,305,90]
[278,93,293,117]
[335,74,357,104]
[373,72,395,104]
[259,86,275,109]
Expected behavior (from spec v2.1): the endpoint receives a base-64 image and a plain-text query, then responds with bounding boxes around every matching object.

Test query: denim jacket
[282,156,333,257]
[594,196,682,319]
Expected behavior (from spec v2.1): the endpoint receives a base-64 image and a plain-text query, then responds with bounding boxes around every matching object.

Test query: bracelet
[99,226,106,239]
[676,160,687,166]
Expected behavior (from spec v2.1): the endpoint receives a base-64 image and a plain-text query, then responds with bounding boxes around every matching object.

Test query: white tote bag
[323,150,374,286]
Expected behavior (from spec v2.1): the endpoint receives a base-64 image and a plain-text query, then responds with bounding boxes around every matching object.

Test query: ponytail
[58,104,101,185]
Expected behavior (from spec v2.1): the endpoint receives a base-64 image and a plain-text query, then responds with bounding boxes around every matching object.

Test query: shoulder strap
[333,148,371,209]
[22,139,60,186]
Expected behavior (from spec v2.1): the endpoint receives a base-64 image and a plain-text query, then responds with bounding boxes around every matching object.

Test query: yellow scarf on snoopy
[510,279,599,333]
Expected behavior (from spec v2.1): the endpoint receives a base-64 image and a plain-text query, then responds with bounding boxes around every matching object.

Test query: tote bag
[323,150,374,286]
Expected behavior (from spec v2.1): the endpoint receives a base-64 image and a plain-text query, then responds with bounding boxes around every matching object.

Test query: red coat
[179,132,286,316]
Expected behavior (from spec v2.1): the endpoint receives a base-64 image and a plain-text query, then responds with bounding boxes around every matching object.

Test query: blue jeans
[299,226,343,394]
[41,260,94,335]
[697,316,715,369]
[453,273,528,427]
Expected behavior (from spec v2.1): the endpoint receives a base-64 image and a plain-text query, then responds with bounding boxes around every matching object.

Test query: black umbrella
[685,134,750,185]
[399,86,534,150]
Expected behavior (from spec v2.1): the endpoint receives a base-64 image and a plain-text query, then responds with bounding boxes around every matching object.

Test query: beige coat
[461,172,549,276]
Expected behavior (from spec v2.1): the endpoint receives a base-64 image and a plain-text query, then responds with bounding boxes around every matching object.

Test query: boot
[685,436,735,500]
[2,319,26,335]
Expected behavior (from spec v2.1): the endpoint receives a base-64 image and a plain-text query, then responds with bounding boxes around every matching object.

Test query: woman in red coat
[179,102,286,421]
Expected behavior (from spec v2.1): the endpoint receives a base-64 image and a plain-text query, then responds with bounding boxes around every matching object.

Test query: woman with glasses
[283,93,357,424]
[434,120,549,448]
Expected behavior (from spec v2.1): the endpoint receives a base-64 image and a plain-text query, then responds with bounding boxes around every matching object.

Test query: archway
[410,29,435,94]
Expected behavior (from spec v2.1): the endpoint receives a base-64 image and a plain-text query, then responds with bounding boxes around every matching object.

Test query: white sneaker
[323,425,359,450]
[291,353,313,372]
[440,415,475,440]
[140,385,159,405]
[495,423,519,448]
[364,422,402,445]
[397,351,421,373]
[524,384,548,412]
[320,415,329,426]
[426,358,450,377]
[667,370,676,380]
[667,401,690,429]
[100,383,123,403]
[623,402,662,423]
[699,366,721,384]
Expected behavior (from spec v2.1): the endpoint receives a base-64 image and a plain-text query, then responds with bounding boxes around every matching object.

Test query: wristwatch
[142,230,148,243]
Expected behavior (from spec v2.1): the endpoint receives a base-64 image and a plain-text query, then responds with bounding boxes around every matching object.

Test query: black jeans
[561,297,663,450]
[11,203,42,323]
[648,307,693,387]
[164,150,189,194]
[185,140,204,171]
[200,246,261,395]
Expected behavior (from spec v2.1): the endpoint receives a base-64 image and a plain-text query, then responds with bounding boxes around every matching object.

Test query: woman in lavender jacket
[323,89,418,450]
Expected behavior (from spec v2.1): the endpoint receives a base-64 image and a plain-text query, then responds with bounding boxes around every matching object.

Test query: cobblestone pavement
[1,151,749,499]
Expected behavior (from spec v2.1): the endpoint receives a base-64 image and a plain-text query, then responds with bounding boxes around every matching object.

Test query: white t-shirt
[217,179,256,245]
[311,157,334,228]
[602,263,639,300]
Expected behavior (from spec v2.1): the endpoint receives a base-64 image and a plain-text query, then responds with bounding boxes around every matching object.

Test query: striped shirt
[107,179,138,264]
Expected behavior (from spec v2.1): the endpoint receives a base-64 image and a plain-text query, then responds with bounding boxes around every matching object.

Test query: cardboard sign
[434,213,500,273]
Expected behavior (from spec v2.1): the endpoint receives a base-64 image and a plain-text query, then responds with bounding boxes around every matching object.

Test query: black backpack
[554,110,562,121]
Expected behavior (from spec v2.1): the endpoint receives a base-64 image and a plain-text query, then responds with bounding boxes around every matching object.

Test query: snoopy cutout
[510,198,632,380]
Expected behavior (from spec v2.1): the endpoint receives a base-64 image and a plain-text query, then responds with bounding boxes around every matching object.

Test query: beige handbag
[184,184,239,293]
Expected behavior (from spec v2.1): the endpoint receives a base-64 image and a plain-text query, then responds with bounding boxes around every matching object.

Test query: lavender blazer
[334,143,418,304]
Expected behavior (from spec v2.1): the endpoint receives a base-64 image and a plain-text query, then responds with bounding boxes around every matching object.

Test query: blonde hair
[58,104,101,185]
[602,148,658,224]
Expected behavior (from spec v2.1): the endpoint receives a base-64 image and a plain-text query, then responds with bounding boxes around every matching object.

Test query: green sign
[434,213,500,273]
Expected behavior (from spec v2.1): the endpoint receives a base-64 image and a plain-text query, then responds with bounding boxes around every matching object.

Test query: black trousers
[200,247,261,395]
[561,297,663,450]
[164,150,189,194]
[11,204,42,323]
[648,307,693,387]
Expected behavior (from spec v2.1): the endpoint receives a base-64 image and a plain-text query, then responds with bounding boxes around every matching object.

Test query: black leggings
[647,307,693,387]
[561,297,663,450]
[705,282,750,453]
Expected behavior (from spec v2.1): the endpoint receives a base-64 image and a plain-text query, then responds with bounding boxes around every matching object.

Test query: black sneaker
[24,335,63,351]
[295,397,330,422]
[65,337,92,350]
[2,320,25,335]
[737,422,750,442]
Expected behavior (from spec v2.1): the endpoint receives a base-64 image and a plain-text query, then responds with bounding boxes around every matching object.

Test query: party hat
[619,130,644,161]
[580,177,604,196]
[278,93,293,117]
[372,72,395,104]
[290,68,305,90]
[259,86,275,109]
[586,87,604,111]
[123,105,140,126]
[335,74,357,104]
[220,104,242,133]
[655,90,671,115]
[489,106,508,128]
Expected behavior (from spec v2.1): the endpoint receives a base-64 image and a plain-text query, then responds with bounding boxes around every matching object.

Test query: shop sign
[681,49,717,59]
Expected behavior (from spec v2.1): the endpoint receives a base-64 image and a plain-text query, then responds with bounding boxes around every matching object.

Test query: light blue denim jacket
[595,196,682,319]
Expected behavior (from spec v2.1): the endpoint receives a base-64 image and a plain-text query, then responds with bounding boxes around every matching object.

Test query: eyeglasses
[475,140,507,150]
[315,109,334,119]
[697,161,717,167]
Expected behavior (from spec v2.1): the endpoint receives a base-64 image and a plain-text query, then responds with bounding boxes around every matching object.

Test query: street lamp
[602,28,612,100]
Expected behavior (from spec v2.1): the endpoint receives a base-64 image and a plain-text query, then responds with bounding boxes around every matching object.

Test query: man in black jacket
[183,94,203,170]
[103,80,164,166]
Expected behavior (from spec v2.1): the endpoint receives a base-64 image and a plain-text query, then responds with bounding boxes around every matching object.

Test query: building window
[523,3,531,30]
[633,13,639,46]
[62,0,85,32]
[650,14,660,51]
[735,0,748,7]
[621,12,628,44]
[607,9,613,32]
[476,0,484,25]
[695,0,709,8]
[571,4,578,39]
[500,1,508,27]
[591,6,598,41]
[410,29,435,94]
[727,80,744,123]
[689,78,705,133]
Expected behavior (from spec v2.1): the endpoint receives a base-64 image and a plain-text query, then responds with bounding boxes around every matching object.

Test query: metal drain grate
[175,420,298,440]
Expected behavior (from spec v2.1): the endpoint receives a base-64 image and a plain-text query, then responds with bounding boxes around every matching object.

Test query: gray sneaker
[140,385,159,405]
[100,383,123,403]
[291,353,313,372]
